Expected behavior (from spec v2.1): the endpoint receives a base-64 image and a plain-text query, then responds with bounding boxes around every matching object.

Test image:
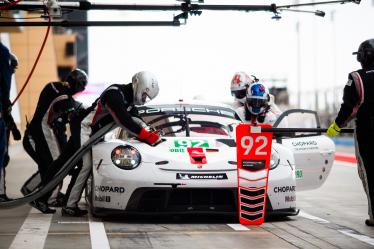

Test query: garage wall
[9,26,58,130]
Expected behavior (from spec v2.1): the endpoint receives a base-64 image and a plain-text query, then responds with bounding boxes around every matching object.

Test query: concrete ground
[1,142,374,249]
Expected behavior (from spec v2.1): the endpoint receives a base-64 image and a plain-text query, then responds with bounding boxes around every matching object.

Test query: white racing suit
[65,83,149,209]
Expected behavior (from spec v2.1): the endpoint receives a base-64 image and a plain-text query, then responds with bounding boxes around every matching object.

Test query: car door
[273,109,335,191]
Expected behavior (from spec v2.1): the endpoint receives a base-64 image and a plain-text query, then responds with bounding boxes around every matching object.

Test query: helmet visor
[141,92,151,105]
[231,89,247,99]
[247,97,267,108]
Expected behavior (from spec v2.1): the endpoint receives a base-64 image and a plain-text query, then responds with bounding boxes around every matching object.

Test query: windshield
[137,104,241,138]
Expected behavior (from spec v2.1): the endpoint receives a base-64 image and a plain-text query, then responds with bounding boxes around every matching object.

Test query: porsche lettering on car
[86,102,335,217]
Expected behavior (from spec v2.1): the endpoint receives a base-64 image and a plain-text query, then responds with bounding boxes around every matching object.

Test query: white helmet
[132,71,159,105]
[230,72,254,104]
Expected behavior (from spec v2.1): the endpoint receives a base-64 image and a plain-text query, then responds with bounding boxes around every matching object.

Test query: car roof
[144,99,234,109]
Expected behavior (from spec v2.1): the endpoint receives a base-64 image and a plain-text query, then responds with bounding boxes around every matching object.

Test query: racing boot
[365,219,374,227]
[30,200,56,214]
[49,192,66,207]
[61,206,88,217]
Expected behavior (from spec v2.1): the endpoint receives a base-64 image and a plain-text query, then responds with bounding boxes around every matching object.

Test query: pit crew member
[22,68,88,213]
[327,39,374,227]
[62,71,160,217]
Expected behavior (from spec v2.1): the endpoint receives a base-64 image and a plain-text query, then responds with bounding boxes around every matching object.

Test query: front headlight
[269,149,280,170]
[111,145,141,170]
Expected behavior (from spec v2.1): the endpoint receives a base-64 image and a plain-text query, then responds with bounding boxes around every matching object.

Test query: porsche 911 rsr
[86,102,335,217]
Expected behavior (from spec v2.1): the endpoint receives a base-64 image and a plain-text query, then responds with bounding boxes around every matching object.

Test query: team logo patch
[346,79,353,86]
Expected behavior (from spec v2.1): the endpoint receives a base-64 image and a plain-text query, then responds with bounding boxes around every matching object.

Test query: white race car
[86,102,335,217]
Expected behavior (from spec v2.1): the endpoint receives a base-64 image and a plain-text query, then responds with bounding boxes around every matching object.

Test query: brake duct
[0,122,116,208]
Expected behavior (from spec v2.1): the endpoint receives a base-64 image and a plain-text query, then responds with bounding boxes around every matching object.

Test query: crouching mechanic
[327,39,374,226]
[237,82,284,126]
[22,68,88,213]
[62,71,160,216]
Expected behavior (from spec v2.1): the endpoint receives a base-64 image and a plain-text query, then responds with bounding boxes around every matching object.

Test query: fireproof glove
[138,128,160,146]
[327,121,341,137]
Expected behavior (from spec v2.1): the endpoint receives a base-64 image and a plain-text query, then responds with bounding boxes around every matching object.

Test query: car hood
[131,137,237,171]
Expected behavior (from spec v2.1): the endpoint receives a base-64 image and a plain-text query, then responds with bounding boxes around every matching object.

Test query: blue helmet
[246,82,270,115]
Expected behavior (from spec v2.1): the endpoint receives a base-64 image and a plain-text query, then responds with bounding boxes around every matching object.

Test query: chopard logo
[274,186,296,193]
[95,185,125,193]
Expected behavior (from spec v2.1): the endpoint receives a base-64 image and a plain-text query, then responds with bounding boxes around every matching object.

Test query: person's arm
[49,97,75,146]
[102,89,143,136]
[102,89,159,145]
[0,44,12,115]
[335,74,359,128]
[327,73,359,137]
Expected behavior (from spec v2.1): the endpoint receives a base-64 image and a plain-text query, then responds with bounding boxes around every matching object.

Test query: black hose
[0,122,116,208]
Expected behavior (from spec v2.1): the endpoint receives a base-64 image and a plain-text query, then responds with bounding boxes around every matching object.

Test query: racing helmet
[230,72,254,104]
[353,39,374,68]
[66,68,88,94]
[245,82,270,115]
[132,71,159,105]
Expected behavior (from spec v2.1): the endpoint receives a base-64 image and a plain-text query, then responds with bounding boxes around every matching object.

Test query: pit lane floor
[0,144,373,249]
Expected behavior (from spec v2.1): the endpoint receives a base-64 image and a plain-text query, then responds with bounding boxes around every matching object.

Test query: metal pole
[0,21,181,27]
[257,127,354,133]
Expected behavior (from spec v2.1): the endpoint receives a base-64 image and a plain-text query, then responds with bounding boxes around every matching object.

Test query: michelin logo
[95,185,125,193]
[176,173,227,180]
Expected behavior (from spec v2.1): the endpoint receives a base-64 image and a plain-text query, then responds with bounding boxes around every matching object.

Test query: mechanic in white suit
[61,71,160,216]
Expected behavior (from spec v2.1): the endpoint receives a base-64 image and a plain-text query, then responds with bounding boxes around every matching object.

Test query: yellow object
[327,121,341,137]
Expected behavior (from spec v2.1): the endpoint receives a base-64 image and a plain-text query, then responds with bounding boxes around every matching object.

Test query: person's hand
[11,126,21,140]
[138,128,160,146]
[9,52,18,74]
[327,121,341,137]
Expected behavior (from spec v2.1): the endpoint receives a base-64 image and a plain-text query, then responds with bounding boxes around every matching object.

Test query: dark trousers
[356,130,374,220]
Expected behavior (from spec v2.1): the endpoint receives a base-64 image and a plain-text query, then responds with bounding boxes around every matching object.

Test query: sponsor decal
[285,195,296,202]
[242,160,266,171]
[291,140,317,146]
[95,185,125,193]
[291,140,318,151]
[94,195,111,202]
[169,148,185,153]
[174,139,209,148]
[176,173,227,180]
[138,107,235,118]
[273,185,296,193]
[296,169,303,179]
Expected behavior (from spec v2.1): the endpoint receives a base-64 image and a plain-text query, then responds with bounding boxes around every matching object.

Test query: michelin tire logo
[176,173,227,180]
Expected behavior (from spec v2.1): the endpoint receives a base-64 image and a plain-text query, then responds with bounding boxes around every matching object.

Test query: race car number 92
[240,136,268,156]
[174,139,209,148]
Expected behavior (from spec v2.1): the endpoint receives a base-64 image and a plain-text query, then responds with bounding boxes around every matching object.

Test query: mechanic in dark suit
[0,43,18,202]
[61,71,160,217]
[22,68,88,213]
[327,39,374,226]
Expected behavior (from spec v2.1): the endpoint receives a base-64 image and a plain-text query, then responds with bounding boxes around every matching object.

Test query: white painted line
[298,211,330,224]
[89,216,110,249]
[9,208,53,249]
[227,223,250,231]
[57,221,89,224]
[339,229,374,246]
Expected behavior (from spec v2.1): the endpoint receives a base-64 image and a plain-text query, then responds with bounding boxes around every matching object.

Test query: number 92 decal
[240,136,269,156]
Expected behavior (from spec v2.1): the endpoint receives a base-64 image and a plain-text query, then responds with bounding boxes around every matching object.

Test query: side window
[274,109,320,137]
